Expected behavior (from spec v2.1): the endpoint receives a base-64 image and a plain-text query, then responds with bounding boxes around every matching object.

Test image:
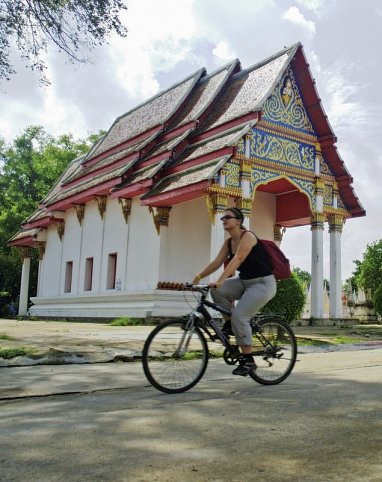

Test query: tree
[373,283,382,318]
[0,0,127,84]
[293,267,311,289]
[356,240,382,296]
[0,126,104,306]
[260,273,306,323]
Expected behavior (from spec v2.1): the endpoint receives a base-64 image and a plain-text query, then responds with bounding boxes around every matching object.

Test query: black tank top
[227,232,273,279]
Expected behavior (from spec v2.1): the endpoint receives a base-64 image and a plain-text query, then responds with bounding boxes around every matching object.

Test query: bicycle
[142,284,298,394]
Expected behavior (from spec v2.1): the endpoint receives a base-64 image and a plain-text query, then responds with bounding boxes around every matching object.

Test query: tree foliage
[353,240,382,296]
[0,0,127,84]
[260,273,306,323]
[292,267,311,289]
[0,126,103,308]
[373,283,382,318]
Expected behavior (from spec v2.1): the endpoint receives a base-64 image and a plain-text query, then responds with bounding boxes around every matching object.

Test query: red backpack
[226,231,292,280]
[257,238,292,280]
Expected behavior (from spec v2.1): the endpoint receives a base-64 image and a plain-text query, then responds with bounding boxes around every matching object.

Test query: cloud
[283,6,316,35]
[296,0,323,16]
[322,63,368,130]
[212,41,236,62]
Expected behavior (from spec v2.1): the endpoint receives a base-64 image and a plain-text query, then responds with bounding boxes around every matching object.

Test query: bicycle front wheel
[250,318,297,385]
[142,319,208,393]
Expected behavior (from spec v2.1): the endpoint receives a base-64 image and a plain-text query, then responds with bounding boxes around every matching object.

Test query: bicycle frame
[189,287,238,356]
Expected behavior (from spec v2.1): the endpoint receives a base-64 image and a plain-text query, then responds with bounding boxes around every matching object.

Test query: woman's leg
[210,277,244,319]
[231,275,277,355]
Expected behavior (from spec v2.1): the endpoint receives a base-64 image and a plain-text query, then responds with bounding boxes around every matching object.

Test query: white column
[329,215,343,318]
[209,219,226,280]
[19,250,32,316]
[310,213,324,319]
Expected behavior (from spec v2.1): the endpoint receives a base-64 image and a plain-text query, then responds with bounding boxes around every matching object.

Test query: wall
[249,191,276,239]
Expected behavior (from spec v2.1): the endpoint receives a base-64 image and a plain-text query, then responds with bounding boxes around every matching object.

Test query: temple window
[107,253,117,290]
[84,257,94,291]
[64,261,73,293]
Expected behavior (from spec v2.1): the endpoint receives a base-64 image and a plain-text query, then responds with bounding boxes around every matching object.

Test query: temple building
[9,43,365,320]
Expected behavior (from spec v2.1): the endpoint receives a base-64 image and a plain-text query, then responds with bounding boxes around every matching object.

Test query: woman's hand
[208,281,222,289]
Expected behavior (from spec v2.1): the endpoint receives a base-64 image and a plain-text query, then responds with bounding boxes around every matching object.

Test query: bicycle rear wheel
[249,318,297,385]
[142,319,208,393]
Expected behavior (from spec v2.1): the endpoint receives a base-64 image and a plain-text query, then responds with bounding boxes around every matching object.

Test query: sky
[1,0,381,281]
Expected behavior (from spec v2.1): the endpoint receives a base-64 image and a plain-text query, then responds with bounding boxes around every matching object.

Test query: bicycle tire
[142,318,209,394]
[249,318,297,385]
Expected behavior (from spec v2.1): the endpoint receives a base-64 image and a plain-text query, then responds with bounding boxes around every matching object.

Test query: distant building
[9,43,365,319]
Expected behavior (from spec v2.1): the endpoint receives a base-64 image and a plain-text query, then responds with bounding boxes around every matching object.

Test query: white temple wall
[100,198,129,293]
[59,209,82,295]
[162,198,211,283]
[78,201,104,293]
[39,225,62,297]
[249,191,276,239]
[125,199,161,291]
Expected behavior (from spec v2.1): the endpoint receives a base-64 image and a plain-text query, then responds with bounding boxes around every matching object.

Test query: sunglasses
[220,215,239,221]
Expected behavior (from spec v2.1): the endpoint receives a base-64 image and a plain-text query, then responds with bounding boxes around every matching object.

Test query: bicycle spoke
[142,319,208,393]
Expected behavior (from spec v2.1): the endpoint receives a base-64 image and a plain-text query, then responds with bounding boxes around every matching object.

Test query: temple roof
[9,43,365,246]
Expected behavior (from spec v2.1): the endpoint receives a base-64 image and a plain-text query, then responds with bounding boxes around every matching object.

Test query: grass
[0,334,14,341]
[0,347,35,359]
[109,317,143,326]
[297,335,365,346]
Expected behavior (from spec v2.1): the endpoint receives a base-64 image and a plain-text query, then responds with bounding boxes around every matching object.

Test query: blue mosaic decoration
[224,161,240,188]
[236,137,245,155]
[290,177,315,202]
[319,153,334,176]
[252,169,280,191]
[324,183,333,206]
[249,129,315,172]
[251,168,315,206]
[263,68,315,135]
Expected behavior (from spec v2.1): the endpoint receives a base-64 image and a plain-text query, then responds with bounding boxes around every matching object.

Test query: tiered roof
[9,43,365,246]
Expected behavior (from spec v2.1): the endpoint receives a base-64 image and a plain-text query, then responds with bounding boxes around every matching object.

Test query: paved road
[1,349,381,481]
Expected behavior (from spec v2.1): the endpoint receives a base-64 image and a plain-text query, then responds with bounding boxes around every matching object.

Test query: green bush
[373,283,382,317]
[260,273,306,323]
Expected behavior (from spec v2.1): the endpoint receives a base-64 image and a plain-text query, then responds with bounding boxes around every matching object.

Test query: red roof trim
[161,121,197,141]
[47,178,119,211]
[23,216,64,230]
[163,146,234,177]
[63,153,139,189]
[140,180,210,207]
[8,237,35,248]
[84,125,163,167]
[191,112,258,143]
[109,179,153,199]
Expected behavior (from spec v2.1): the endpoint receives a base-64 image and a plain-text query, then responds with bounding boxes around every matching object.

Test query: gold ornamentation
[274,225,286,243]
[328,214,344,233]
[311,212,325,230]
[37,241,46,260]
[249,129,315,171]
[240,159,252,179]
[204,190,229,222]
[323,183,333,206]
[314,178,325,194]
[73,203,85,225]
[263,68,315,133]
[149,206,172,235]
[223,162,240,188]
[258,121,317,144]
[56,221,65,240]
[235,198,252,217]
[118,198,132,223]
[16,246,33,259]
[95,195,107,219]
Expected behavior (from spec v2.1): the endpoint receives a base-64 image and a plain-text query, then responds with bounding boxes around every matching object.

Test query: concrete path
[0,349,381,481]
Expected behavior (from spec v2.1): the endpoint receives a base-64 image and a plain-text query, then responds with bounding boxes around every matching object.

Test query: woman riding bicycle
[192,207,277,376]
